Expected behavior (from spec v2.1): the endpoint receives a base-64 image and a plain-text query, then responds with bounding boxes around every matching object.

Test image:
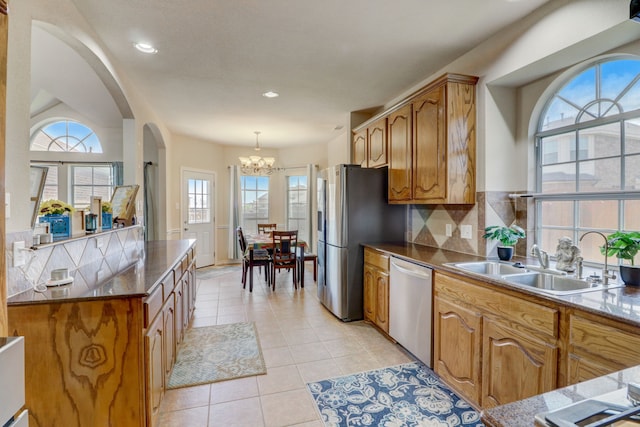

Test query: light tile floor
[159,265,414,427]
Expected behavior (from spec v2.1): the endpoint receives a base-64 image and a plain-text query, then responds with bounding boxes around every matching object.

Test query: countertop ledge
[364,242,640,328]
[7,239,196,305]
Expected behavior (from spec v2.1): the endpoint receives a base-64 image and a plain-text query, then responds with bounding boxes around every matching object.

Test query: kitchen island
[7,239,196,427]
[364,242,640,411]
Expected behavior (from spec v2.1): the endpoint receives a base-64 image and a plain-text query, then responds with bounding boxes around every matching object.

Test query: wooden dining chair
[270,230,298,290]
[257,223,277,234]
[237,227,271,292]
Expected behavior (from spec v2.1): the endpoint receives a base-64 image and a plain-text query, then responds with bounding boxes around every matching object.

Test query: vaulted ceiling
[32,0,552,149]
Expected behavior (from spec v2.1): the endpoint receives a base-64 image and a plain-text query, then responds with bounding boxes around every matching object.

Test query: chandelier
[239,131,276,175]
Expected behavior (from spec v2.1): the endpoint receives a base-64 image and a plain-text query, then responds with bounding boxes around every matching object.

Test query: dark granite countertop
[7,239,195,305]
[365,242,640,328]
[481,365,640,427]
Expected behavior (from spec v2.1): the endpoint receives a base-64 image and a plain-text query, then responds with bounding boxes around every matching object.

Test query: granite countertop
[7,239,195,305]
[481,365,640,427]
[365,242,640,328]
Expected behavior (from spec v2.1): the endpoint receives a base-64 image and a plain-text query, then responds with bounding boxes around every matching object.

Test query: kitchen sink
[446,261,625,295]
[500,272,624,295]
[448,261,527,276]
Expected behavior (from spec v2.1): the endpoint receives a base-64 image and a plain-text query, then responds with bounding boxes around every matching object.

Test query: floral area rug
[167,322,266,389]
[307,362,483,427]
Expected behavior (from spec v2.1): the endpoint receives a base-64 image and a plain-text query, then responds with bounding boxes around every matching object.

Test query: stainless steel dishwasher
[389,256,433,367]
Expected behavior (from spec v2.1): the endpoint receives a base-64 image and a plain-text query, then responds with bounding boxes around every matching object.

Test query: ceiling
[33,0,552,149]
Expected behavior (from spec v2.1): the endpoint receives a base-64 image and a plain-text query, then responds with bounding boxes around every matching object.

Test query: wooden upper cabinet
[413,75,477,204]
[352,129,367,167]
[388,104,413,202]
[413,86,447,203]
[367,118,387,168]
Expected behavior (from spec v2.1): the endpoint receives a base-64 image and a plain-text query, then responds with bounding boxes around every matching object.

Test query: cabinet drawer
[569,313,640,368]
[364,249,389,271]
[435,272,559,339]
[144,284,164,328]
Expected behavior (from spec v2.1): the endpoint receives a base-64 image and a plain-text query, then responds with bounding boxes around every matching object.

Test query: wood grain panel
[8,299,145,427]
[413,86,446,202]
[375,271,389,333]
[388,104,413,202]
[352,129,367,167]
[435,272,559,339]
[482,319,558,408]
[446,81,476,204]
[368,118,387,167]
[0,4,8,336]
[364,248,389,271]
[363,264,376,322]
[567,353,620,385]
[434,296,482,406]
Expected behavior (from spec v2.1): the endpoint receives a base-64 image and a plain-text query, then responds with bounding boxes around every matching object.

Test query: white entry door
[181,169,215,267]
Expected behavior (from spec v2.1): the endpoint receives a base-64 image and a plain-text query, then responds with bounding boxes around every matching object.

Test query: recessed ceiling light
[262,91,279,98]
[134,42,158,54]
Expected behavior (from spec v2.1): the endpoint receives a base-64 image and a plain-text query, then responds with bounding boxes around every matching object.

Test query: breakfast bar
[7,238,197,427]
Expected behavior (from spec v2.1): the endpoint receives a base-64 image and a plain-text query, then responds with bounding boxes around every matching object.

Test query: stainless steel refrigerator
[317,164,406,321]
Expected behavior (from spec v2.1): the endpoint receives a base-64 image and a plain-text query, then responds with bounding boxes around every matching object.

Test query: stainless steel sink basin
[446,261,625,295]
[500,272,624,295]
[449,261,527,276]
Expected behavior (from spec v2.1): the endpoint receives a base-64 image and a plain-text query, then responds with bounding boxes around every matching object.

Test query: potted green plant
[603,230,640,286]
[483,225,526,261]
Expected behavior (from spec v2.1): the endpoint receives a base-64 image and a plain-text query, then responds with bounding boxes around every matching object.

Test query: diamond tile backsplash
[409,191,529,258]
[6,226,144,298]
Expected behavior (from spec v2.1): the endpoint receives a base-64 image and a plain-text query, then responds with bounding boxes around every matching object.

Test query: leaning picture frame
[110,185,139,226]
[30,165,48,228]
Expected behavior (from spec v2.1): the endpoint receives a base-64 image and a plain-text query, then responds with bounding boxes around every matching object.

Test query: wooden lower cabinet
[481,318,558,408]
[363,248,390,333]
[8,247,196,427]
[433,271,560,409]
[433,296,482,404]
[566,310,640,385]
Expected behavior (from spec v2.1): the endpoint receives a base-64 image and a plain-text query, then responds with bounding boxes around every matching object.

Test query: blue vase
[102,212,113,230]
[39,214,71,239]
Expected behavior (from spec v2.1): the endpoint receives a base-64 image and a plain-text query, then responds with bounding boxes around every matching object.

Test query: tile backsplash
[409,191,530,258]
[6,226,144,298]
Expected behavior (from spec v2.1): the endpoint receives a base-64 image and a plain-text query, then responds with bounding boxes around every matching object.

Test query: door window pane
[187,178,211,224]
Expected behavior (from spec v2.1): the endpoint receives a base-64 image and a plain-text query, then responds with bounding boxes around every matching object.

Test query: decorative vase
[497,246,514,261]
[39,214,71,240]
[619,265,640,287]
[102,212,113,230]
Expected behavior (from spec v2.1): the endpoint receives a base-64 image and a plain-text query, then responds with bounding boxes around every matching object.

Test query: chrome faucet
[530,244,549,269]
[579,231,616,286]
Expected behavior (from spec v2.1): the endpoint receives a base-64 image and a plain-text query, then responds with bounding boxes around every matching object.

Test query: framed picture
[29,165,48,228]
[110,185,139,226]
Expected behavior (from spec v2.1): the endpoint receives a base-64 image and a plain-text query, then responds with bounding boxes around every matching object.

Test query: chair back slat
[237,227,247,253]
[272,230,298,264]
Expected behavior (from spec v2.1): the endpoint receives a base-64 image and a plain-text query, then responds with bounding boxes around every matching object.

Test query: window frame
[70,164,115,209]
[534,57,640,266]
[240,175,270,235]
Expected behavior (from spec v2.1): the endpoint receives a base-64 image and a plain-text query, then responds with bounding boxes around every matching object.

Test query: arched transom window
[30,120,103,153]
[535,57,640,265]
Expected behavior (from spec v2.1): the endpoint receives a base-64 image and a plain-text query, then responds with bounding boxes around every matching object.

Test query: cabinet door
[144,313,164,427]
[482,319,558,408]
[374,270,389,332]
[413,86,446,202]
[353,129,367,167]
[174,281,185,345]
[363,264,376,323]
[368,118,387,168]
[567,353,621,385]
[163,295,176,386]
[388,104,412,202]
[433,296,482,406]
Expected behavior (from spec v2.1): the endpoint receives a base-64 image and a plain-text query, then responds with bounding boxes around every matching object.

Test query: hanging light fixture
[239,131,276,175]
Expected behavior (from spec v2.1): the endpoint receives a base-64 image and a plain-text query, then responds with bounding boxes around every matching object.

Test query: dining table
[245,233,308,287]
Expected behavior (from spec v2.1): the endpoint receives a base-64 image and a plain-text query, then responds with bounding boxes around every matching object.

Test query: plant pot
[497,246,514,261]
[619,265,640,287]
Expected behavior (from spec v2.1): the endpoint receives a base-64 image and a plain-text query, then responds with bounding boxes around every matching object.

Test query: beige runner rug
[167,322,266,389]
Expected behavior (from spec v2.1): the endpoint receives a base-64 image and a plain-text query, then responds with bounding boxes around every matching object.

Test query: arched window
[535,57,640,265]
[30,120,103,153]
